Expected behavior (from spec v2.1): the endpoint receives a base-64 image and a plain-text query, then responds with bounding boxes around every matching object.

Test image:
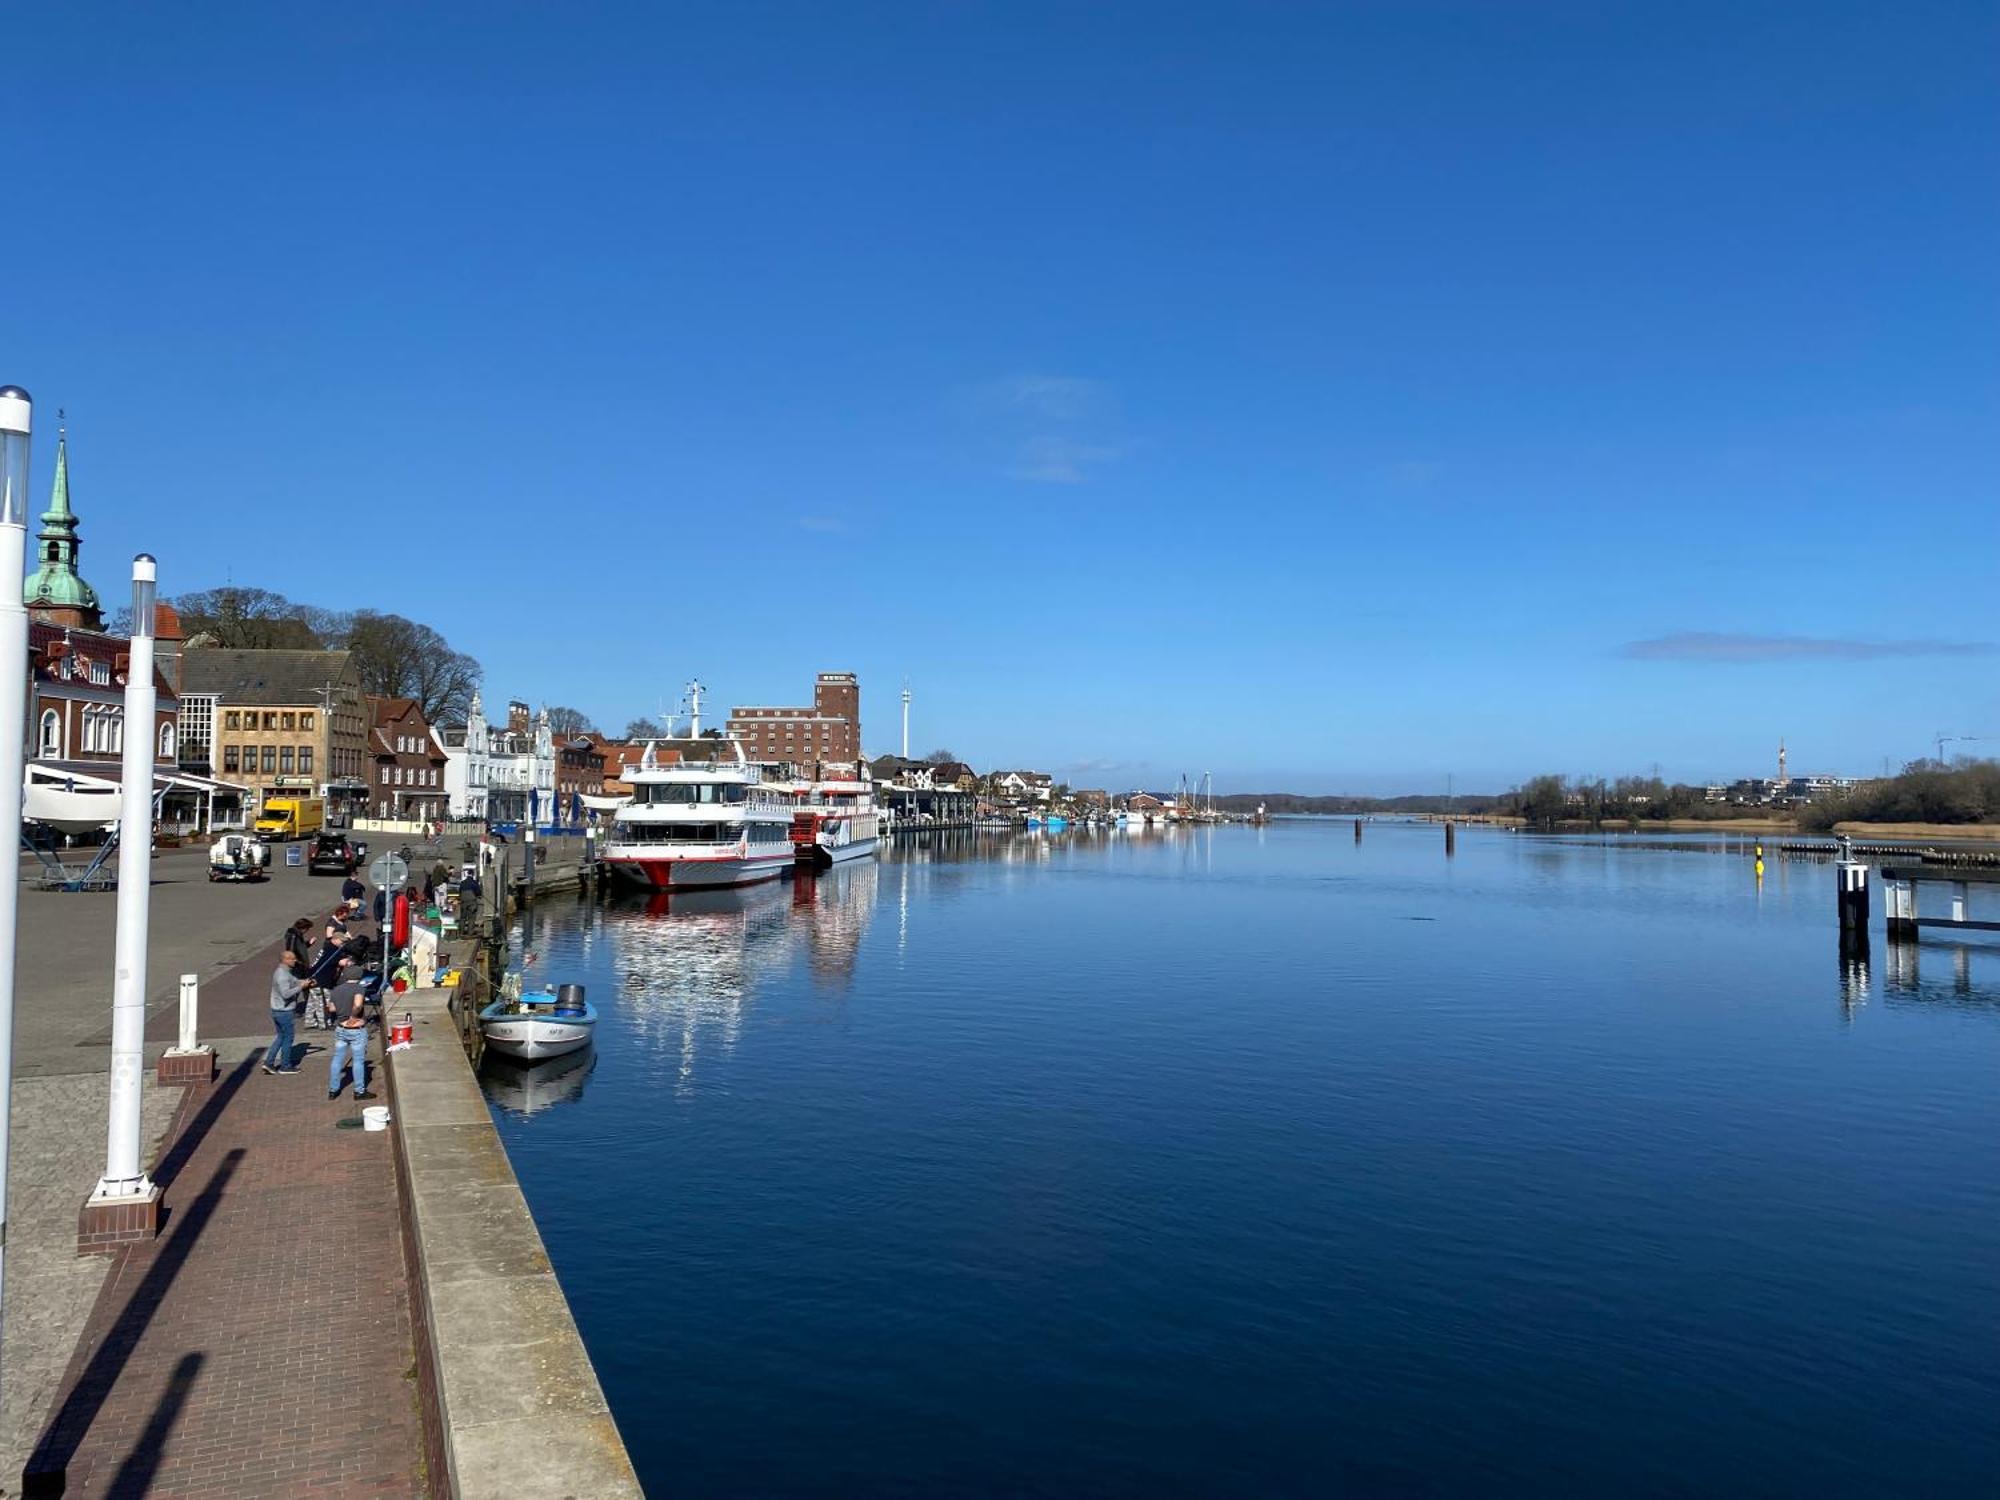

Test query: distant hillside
[1211,792,1504,815]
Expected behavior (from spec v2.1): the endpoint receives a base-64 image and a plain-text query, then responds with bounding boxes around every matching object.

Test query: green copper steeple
[23,430,104,629]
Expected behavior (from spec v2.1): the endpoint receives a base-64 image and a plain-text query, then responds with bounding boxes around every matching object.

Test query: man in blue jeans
[263,950,308,1075]
[328,984,376,1101]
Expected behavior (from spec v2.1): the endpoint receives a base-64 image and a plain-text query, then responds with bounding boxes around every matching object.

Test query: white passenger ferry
[600,736,795,891]
[785,763,882,867]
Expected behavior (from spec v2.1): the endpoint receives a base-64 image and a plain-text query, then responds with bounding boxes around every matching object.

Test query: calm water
[485,822,2000,1497]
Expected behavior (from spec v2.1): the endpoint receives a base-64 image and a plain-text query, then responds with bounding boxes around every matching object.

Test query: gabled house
[994,770,1054,803]
[927,760,978,791]
[366,695,449,823]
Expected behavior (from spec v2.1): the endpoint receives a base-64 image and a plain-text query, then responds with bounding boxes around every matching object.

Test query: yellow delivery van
[253,796,325,841]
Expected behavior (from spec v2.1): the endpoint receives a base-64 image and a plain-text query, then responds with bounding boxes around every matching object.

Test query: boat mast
[687,679,705,737]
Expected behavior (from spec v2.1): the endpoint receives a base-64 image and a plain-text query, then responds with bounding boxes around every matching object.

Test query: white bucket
[362,1105,392,1132]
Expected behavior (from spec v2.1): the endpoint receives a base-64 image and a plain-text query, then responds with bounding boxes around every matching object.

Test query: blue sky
[6,1,1995,793]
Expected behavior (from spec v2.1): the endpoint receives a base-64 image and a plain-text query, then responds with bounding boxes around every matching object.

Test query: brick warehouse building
[727,672,861,765]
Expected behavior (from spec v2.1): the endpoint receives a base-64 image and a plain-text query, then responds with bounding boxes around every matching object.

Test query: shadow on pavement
[22,1148,245,1496]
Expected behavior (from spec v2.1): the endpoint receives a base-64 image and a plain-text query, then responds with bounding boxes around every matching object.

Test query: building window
[38,709,61,758]
[301,712,314,731]
[280,746,294,775]
[261,746,276,774]
[281,712,295,731]
[224,745,240,773]
[159,722,174,758]
[299,746,313,774]
[107,713,124,754]
[263,712,278,730]
[90,661,110,686]
[224,711,240,730]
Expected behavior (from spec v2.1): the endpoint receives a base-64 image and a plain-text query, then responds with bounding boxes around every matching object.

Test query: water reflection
[512,862,883,1093]
[1880,937,2000,1008]
[788,862,877,988]
[1838,951,1869,1021]
[481,1047,597,1117]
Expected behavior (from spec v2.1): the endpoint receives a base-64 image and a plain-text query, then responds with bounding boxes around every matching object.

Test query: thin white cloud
[1623,632,1996,663]
[994,374,1109,423]
[1010,437,1120,485]
[967,374,1122,484]
[1385,459,1443,490]
[1062,756,1130,775]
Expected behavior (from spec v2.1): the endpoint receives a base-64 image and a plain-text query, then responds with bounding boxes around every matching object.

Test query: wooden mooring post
[1353,818,1362,843]
[1444,821,1456,856]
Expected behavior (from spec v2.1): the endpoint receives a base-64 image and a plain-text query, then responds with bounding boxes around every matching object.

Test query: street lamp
[0,386,33,1390]
[89,555,161,1216]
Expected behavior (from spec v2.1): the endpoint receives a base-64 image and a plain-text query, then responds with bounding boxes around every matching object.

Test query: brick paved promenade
[17,923,429,1494]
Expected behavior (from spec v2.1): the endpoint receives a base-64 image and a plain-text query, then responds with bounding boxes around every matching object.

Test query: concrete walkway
[0,842,449,1496]
[22,1026,426,1496]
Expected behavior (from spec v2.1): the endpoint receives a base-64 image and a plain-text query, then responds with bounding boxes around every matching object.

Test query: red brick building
[554,734,607,821]
[366,695,448,822]
[29,621,181,779]
[726,672,861,765]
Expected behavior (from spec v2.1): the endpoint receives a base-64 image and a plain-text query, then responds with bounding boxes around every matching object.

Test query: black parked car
[308,832,357,877]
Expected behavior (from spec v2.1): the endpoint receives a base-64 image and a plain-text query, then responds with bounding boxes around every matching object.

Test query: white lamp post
[89,554,161,1211]
[0,386,34,1383]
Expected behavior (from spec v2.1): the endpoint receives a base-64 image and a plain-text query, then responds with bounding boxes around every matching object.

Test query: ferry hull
[601,850,793,890]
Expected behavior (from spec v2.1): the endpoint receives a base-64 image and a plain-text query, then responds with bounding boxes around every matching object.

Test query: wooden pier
[1880,864,2000,939]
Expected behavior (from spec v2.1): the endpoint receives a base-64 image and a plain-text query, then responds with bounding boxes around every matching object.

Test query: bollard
[1444,821,1456,856]
[156,973,216,1086]
[177,973,198,1052]
[1353,818,1362,843]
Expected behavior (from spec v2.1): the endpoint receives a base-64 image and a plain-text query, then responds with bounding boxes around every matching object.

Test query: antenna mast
[901,680,911,759]
[686,679,705,737]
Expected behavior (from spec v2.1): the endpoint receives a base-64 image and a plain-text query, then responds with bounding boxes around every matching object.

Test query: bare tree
[343,611,481,723]
[624,717,667,740]
[170,587,323,649]
[924,748,957,765]
[546,705,598,738]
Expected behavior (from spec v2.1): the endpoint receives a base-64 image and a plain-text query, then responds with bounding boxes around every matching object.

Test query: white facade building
[486,700,555,825]
[433,694,556,824]
[435,691,493,820]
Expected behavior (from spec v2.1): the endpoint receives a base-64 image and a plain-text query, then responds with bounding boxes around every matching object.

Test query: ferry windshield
[635,783,748,805]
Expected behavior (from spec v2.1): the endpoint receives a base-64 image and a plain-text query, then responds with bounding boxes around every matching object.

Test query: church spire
[24,426,104,630]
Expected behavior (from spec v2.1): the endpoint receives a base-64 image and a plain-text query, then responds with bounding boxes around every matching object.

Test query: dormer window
[90,661,109,686]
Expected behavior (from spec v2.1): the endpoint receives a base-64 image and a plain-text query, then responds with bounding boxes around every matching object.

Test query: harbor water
[484,821,2000,1496]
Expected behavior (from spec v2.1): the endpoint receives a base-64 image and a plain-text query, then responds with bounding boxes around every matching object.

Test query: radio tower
[1777,738,1787,787]
[901,680,911,759]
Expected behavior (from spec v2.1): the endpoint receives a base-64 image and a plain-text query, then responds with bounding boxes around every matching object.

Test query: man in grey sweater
[263,950,309,1075]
